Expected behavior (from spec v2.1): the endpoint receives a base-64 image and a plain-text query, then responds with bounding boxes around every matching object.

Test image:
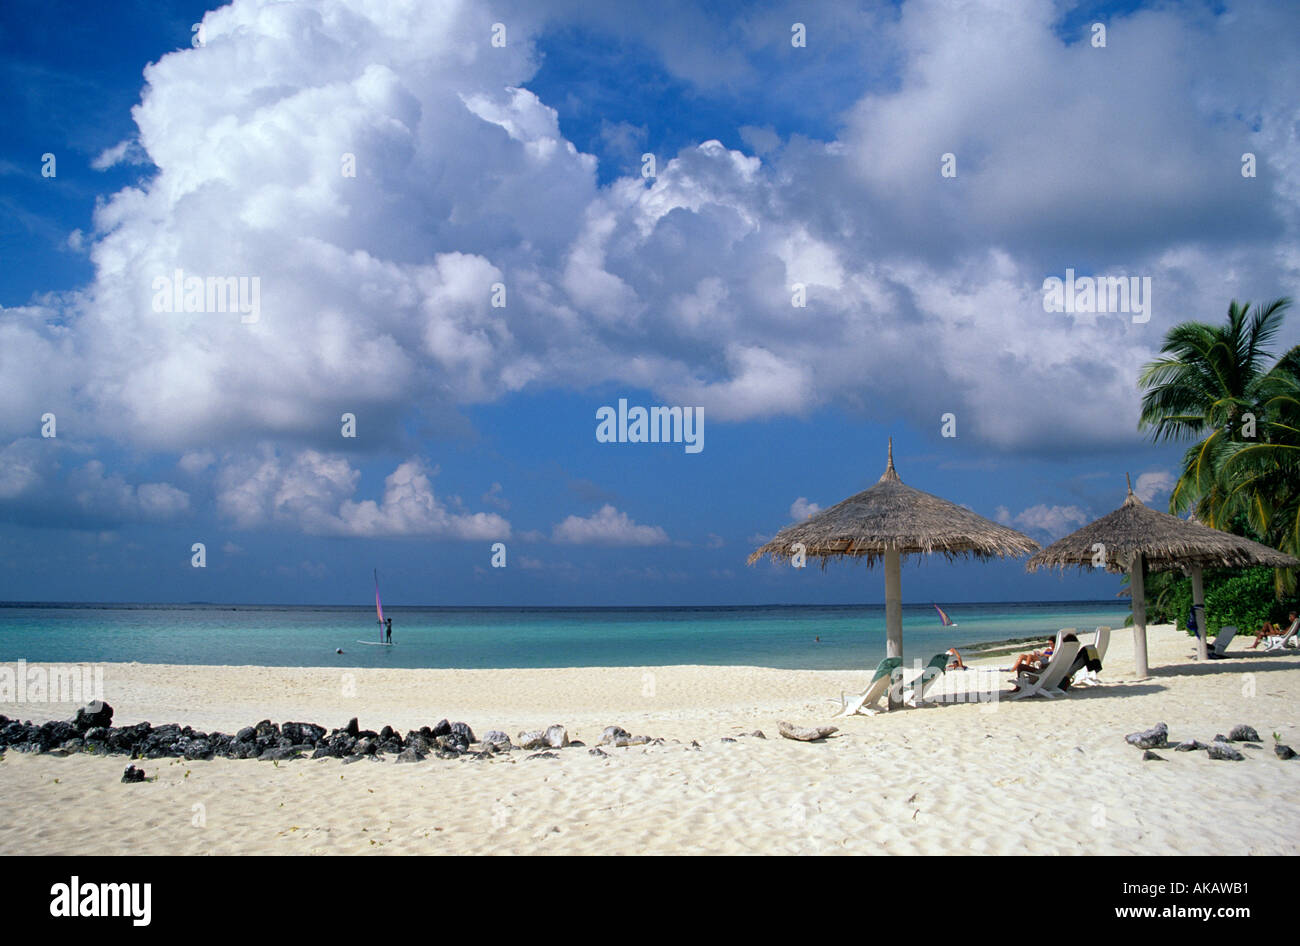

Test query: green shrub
[1203,567,1276,635]
[1123,564,1297,634]
[1165,576,1193,630]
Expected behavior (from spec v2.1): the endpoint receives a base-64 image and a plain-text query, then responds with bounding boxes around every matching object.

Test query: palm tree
[1138,297,1298,591]
[1216,346,1300,587]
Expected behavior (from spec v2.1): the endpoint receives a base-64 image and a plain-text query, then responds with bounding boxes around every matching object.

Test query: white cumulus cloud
[215,448,509,539]
[790,497,821,520]
[1135,470,1177,504]
[551,505,669,546]
[998,503,1089,538]
[4,0,1300,538]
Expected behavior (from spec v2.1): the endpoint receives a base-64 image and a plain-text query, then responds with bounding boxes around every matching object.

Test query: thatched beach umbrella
[747,440,1040,665]
[1026,477,1298,676]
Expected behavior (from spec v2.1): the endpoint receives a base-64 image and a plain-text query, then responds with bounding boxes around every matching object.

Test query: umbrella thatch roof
[747,442,1040,568]
[1026,484,1299,574]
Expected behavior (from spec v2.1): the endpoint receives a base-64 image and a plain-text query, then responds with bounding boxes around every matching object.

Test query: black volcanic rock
[1124,723,1168,750]
[450,722,475,744]
[37,720,80,751]
[1207,740,1245,761]
[327,734,356,757]
[281,722,308,744]
[437,732,469,753]
[50,737,82,756]
[72,701,113,732]
[108,722,151,753]
[0,720,33,748]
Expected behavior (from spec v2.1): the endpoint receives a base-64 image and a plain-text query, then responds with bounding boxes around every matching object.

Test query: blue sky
[1,0,1297,606]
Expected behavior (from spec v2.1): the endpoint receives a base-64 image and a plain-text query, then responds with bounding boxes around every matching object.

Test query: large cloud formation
[215,449,508,538]
[4,0,1299,533]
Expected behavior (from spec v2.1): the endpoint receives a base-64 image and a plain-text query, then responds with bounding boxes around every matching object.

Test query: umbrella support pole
[1131,553,1150,679]
[885,548,903,707]
[1190,567,1207,662]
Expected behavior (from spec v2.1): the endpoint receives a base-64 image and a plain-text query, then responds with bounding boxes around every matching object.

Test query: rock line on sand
[0,702,686,770]
[1123,720,1289,762]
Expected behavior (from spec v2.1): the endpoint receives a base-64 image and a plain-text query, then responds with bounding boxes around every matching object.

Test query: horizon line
[0,598,1128,611]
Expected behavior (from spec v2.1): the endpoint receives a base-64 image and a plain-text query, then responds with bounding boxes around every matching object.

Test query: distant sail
[934,604,957,627]
[374,569,385,642]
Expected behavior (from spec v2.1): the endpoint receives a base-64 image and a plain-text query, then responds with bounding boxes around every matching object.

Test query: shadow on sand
[1148,653,1300,679]
[925,677,1168,705]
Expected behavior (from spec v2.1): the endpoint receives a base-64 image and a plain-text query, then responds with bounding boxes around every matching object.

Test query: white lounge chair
[834,656,903,717]
[1055,628,1073,650]
[1208,625,1237,659]
[1072,626,1111,686]
[1264,619,1299,652]
[1092,625,1112,661]
[1008,639,1082,700]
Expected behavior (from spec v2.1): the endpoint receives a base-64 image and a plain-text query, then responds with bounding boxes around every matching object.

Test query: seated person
[1250,612,1298,649]
[1009,636,1055,676]
[1009,633,1078,693]
[1248,621,1280,649]
[945,647,968,670]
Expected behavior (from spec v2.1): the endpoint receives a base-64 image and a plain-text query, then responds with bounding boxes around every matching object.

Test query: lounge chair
[1071,626,1110,686]
[1207,625,1237,659]
[1264,619,1299,652]
[901,653,951,706]
[1008,639,1082,700]
[1053,628,1073,657]
[1091,626,1112,661]
[834,656,903,717]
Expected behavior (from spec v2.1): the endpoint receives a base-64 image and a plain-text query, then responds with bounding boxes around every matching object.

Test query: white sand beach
[1,623,1297,855]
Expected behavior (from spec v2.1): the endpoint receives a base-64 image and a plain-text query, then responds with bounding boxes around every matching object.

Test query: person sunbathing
[945,648,968,670]
[1250,612,1298,649]
[1248,621,1281,649]
[1009,637,1054,675]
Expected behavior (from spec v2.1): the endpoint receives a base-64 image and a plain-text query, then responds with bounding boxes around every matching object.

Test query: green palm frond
[1139,298,1297,596]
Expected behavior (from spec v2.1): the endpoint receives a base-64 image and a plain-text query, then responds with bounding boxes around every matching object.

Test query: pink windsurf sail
[374,569,385,641]
[934,604,956,627]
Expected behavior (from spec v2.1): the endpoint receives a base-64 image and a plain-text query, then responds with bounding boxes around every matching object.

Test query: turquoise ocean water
[0,601,1128,670]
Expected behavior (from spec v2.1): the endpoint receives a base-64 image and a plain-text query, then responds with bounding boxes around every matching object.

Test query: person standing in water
[385,617,392,644]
